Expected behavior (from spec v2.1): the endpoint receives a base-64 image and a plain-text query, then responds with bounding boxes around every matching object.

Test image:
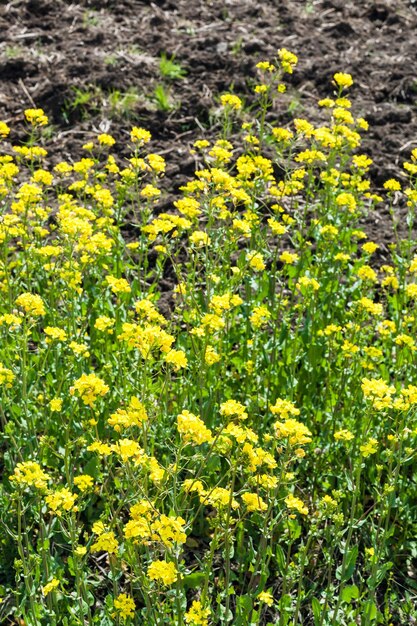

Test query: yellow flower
[242,492,268,512]
[272,127,294,143]
[140,184,161,199]
[185,600,211,626]
[147,560,178,585]
[130,126,151,143]
[220,399,248,421]
[278,48,298,74]
[15,292,46,316]
[182,479,205,495]
[220,94,242,110]
[111,438,143,461]
[189,230,210,247]
[274,418,312,446]
[360,437,378,458]
[94,315,115,333]
[383,179,401,192]
[177,410,213,445]
[98,133,116,146]
[44,326,68,343]
[353,154,372,169]
[165,348,188,370]
[91,531,119,554]
[362,377,395,410]
[49,398,63,412]
[333,72,353,89]
[285,493,308,515]
[193,139,210,150]
[114,593,136,620]
[92,521,106,535]
[296,276,320,291]
[24,108,48,126]
[336,192,356,213]
[279,251,299,265]
[247,251,265,271]
[151,515,187,547]
[31,169,53,186]
[10,461,49,490]
[334,429,354,442]
[0,121,11,138]
[108,397,148,431]
[69,341,90,357]
[356,297,383,317]
[0,363,14,387]
[174,197,201,218]
[42,578,60,596]
[148,153,166,173]
[362,242,379,255]
[105,275,131,294]
[45,488,78,514]
[258,591,274,606]
[318,98,335,108]
[270,398,300,419]
[257,60,276,72]
[334,252,350,262]
[357,265,377,282]
[201,487,239,510]
[205,345,221,365]
[70,373,109,407]
[250,305,271,329]
[73,474,94,492]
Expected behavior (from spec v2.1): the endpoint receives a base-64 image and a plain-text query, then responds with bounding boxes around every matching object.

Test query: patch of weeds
[231,37,244,56]
[287,90,304,115]
[126,45,145,56]
[107,88,141,118]
[159,53,187,81]
[40,124,60,142]
[82,10,99,28]
[104,53,119,67]
[4,45,23,59]
[153,83,175,112]
[63,85,103,121]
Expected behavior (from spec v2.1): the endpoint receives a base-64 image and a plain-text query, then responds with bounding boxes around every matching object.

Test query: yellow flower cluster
[108,397,148,431]
[177,410,213,445]
[114,593,136,619]
[70,373,109,406]
[45,488,78,515]
[147,560,178,585]
[10,461,49,490]
[185,600,211,626]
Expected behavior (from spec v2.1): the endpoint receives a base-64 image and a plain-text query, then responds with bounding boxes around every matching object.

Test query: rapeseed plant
[0,56,417,626]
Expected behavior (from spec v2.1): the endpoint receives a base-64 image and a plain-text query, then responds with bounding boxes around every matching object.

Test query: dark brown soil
[1,0,417,247]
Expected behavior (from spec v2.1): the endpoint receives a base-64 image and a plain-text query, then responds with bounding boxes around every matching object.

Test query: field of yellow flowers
[1,50,417,625]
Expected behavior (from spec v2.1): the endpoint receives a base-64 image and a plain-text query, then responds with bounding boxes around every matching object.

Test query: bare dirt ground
[1,0,417,246]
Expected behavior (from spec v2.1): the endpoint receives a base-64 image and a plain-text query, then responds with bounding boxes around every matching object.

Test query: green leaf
[336,545,358,582]
[236,594,253,624]
[341,584,359,603]
[363,600,377,621]
[67,556,76,577]
[374,561,393,588]
[183,572,206,590]
[276,545,286,574]
[312,597,322,625]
